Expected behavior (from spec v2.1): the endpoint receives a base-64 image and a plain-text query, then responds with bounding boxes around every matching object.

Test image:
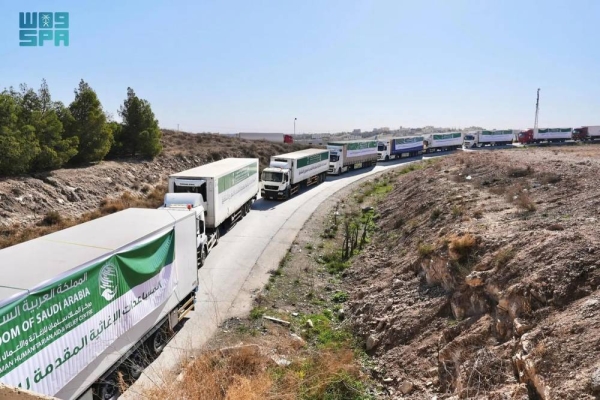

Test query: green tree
[29,80,79,170]
[0,93,40,175]
[66,80,113,163]
[118,87,162,158]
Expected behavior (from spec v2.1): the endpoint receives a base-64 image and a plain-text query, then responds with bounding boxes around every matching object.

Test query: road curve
[122,155,441,398]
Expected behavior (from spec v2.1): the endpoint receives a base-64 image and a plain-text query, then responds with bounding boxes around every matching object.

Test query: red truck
[573,126,600,141]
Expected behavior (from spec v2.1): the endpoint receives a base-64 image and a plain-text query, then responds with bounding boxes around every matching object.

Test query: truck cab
[463,134,477,149]
[161,192,209,267]
[517,129,534,144]
[328,146,343,174]
[261,159,291,199]
[377,141,390,161]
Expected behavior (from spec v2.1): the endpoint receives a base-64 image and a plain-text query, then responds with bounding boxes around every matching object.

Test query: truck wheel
[198,246,206,268]
[245,202,251,214]
[215,228,220,245]
[94,373,120,400]
[151,325,169,355]
[337,168,342,175]
[128,350,144,380]
[385,155,389,161]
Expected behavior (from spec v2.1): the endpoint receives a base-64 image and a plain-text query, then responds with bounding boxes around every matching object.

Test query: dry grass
[505,185,536,212]
[143,344,365,400]
[448,233,477,263]
[0,185,167,249]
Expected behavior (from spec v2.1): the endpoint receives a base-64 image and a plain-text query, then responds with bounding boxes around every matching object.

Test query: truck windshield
[377,144,386,151]
[464,135,474,140]
[262,172,283,182]
[330,155,339,162]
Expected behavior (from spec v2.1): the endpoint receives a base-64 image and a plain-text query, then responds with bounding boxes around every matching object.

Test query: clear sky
[1,1,598,133]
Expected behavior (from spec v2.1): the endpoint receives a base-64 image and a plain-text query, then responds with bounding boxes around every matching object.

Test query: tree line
[0,79,162,176]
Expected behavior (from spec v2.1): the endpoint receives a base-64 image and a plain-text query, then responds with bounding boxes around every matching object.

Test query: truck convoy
[237,132,293,144]
[167,158,260,263]
[517,128,573,144]
[377,136,424,161]
[0,208,200,400]
[260,149,329,200]
[423,132,463,153]
[462,130,516,148]
[327,140,378,175]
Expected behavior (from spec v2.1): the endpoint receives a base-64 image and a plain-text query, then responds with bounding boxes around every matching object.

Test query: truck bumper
[262,189,285,200]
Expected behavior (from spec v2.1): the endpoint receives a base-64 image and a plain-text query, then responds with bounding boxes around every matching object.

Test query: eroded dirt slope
[345,145,600,399]
[0,130,307,227]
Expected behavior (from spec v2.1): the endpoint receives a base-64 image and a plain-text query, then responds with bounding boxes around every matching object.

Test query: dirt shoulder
[344,144,600,399]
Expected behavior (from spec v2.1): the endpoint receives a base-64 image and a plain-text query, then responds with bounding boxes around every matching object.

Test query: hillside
[0,129,308,230]
[345,145,600,398]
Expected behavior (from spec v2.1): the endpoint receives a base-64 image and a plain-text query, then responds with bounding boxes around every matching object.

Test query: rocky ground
[345,144,600,399]
[0,130,307,228]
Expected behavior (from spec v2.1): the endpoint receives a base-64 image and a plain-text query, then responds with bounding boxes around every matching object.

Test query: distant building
[352,129,361,135]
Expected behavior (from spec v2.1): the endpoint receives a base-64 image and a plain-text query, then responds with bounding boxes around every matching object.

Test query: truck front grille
[265,185,279,191]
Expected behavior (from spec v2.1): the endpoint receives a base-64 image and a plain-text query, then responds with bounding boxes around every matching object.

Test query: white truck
[0,208,199,400]
[423,132,463,153]
[463,130,516,149]
[327,140,378,175]
[377,136,424,161]
[166,158,259,263]
[260,149,329,200]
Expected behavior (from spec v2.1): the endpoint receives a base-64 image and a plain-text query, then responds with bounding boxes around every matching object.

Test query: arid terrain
[346,144,600,398]
[0,130,308,246]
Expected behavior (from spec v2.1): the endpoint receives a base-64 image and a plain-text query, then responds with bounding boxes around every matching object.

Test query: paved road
[123,154,442,398]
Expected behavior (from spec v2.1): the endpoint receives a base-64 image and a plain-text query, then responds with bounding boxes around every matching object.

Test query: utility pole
[177,123,180,132]
[294,117,297,135]
[534,88,540,136]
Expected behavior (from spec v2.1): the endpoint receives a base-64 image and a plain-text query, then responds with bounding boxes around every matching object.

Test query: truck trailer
[517,128,573,144]
[238,132,293,144]
[327,140,378,175]
[423,132,463,153]
[167,158,259,259]
[377,136,424,161]
[573,126,600,141]
[261,148,329,200]
[0,208,199,400]
[463,130,516,149]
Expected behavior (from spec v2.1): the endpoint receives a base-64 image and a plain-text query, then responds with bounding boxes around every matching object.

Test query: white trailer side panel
[588,126,600,138]
[291,150,329,183]
[427,132,463,148]
[479,130,515,143]
[212,160,259,227]
[0,209,198,399]
[534,128,572,140]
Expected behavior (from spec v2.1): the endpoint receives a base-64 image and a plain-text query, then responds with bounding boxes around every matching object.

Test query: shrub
[449,234,477,263]
[332,291,349,303]
[418,243,435,257]
[493,247,515,268]
[39,211,63,226]
[430,208,442,221]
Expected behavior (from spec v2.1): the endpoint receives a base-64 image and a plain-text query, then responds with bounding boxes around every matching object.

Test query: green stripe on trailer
[217,162,258,194]
[329,141,378,150]
[432,132,461,140]
[297,151,329,168]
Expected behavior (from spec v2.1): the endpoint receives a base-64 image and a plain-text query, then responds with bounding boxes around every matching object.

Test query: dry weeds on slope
[0,130,308,248]
[345,145,600,399]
